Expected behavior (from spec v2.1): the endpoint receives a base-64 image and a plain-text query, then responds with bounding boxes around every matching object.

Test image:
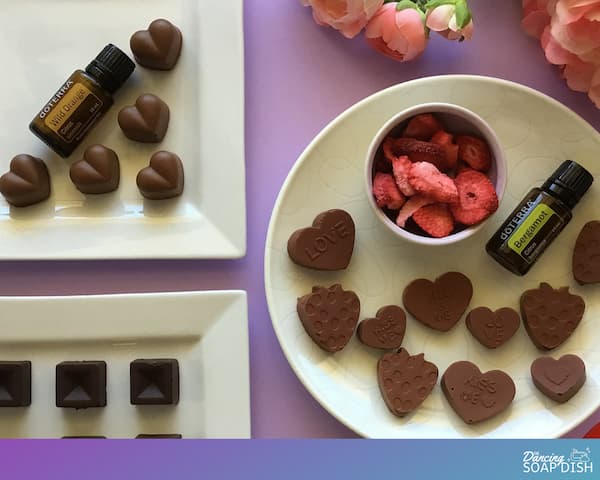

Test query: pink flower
[301,0,384,38]
[365,3,427,61]
[555,0,600,24]
[551,2,600,63]
[522,0,555,38]
[426,2,474,41]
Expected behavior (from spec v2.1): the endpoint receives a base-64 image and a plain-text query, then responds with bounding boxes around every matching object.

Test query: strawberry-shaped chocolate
[357,305,406,350]
[573,221,600,285]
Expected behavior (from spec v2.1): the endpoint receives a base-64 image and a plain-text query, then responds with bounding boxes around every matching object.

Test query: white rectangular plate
[0,0,245,259]
[0,290,250,438]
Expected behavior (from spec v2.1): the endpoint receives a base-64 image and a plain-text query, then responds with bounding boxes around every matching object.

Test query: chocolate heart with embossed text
[118,94,170,143]
[531,354,586,403]
[136,151,184,200]
[70,145,120,194]
[358,305,406,350]
[466,307,520,349]
[130,19,182,70]
[0,154,50,207]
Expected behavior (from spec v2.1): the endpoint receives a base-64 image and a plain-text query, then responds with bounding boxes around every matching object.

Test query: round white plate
[265,75,600,438]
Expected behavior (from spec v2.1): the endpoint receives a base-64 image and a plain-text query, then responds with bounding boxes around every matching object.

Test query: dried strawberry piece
[391,138,449,171]
[403,114,443,140]
[413,203,455,238]
[392,155,416,196]
[396,194,435,228]
[456,135,492,172]
[444,144,459,170]
[373,172,406,210]
[382,137,398,163]
[450,169,499,226]
[408,162,459,203]
[430,130,453,146]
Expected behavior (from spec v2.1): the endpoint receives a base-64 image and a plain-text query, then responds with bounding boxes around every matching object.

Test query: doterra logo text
[522,448,593,474]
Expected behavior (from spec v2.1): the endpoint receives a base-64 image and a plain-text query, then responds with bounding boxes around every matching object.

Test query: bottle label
[507,203,560,262]
[42,82,103,143]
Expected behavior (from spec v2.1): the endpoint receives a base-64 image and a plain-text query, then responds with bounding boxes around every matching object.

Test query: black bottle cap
[542,160,594,209]
[85,44,135,94]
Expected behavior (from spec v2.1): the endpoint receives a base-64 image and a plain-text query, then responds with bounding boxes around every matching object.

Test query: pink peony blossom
[365,3,428,61]
[522,0,555,38]
[426,3,474,40]
[301,0,384,38]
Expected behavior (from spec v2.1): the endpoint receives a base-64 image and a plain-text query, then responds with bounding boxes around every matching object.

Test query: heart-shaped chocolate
[136,151,184,200]
[520,282,585,350]
[297,284,360,353]
[402,272,473,331]
[441,361,515,424]
[287,209,355,271]
[130,18,182,70]
[357,305,406,350]
[531,354,586,403]
[466,307,520,349]
[0,154,50,207]
[377,348,438,417]
[573,221,600,285]
[69,145,120,194]
[118,94,170,143]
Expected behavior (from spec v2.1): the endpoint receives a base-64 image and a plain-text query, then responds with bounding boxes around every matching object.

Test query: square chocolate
[56,361,106,409]
[136,434,182,439]
[0,361,31,407]
[130,359,179,405]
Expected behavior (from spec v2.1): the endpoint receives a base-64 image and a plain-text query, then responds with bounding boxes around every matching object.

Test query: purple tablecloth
[1,2,598,438]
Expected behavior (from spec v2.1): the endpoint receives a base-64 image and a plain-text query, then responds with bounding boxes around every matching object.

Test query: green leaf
[424,0,454,10]
[396,0,419,11]
[455,0,472,28]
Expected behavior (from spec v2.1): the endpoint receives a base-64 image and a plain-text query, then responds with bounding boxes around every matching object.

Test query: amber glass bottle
[29,44,135,158]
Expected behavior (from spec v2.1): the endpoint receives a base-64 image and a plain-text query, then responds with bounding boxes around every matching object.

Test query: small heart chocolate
[466,307,520,349]
[136,151,184,200]
[287,209,355,271]
[531,354,586,403]
[297,284,360,353]
[0,154,50,207]
[357,305,406,350]
[520,282,585,350]
[441,361,515,424]
[130,18,182,70]
[573,220,600,285]
[69,145,120,194]
[402,272,473,331]
[118,94,170,143]
[377,348,438,417]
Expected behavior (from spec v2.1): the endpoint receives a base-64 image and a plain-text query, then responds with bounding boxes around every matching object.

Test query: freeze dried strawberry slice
[403,114,443,140]
[396,194,435,228]
[430,130,453,146]
[450,169,499,226]
[392,155,416,196]
[408,162,458,203]
[444,144,459,170]
[382,137,398,163]
[456,135,492,172]
[413,204,455,238]
[391,138,449,171]
[373,172,406,210]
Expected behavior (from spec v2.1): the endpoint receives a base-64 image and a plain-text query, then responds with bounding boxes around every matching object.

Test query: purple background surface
[1,2,598,438]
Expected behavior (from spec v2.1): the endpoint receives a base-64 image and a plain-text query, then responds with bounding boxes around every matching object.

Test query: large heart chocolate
[441,361,515,424]
[466,307,520,349]
[287,209,355,271]
[377,348,438,417]
[530,354,586,403]
[0,154,50,207]
[573,221,600,285]
[520,282,585,350]
[402,272,473,331]
[130,19,182,70]
[136,151,184,200]
[297,284,360,353]
[69,145,120,194]
[118,94,170,143]
[357,305,406,350]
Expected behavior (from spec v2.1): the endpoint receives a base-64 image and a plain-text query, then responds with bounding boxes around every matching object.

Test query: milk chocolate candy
[136,151,184,200]
[531,354,586,403]
[520,282,585,350]
[130,359,179,405]
[287,209,355,271]
[0,154,50,207]
[357,305,406,350]
[573,221,600,285]
[130,19,182,70]
[118,94,170,143]
[136,434,182,439]
[0,361,31,407]
[466,307,520,349]
[402,272,472,331]
[297,284,360,353]
[441,361,515,424]
[56,361,107,409]
[70,145,120,194]
[377,348,438,417]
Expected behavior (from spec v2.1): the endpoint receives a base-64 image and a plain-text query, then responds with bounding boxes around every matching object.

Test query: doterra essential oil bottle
[486,160,593,275]
[29,44,135,158]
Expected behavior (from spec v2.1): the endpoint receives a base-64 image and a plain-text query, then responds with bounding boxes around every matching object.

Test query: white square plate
[0,290,250,438]
[0,0,245,259]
